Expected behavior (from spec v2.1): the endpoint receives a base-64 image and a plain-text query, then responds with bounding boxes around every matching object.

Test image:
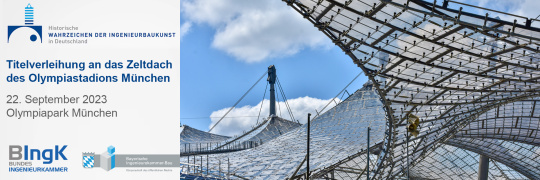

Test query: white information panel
[0,1,180,179]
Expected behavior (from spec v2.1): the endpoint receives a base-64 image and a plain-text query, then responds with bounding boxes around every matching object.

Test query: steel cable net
[180,85,387,179]
[211,116,302,150]
[181,116,301,155]
[410,144,529,180]
[181,125,231,152]
[282,0,540,179]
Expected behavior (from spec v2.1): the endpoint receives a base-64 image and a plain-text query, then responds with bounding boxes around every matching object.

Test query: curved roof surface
[279,0,540,179]
[181,115,301,153]
[180,125,231,152]
[213,116,302,150]
[181,84,387,179]
[181,0,540,178]
[410,144,529,180]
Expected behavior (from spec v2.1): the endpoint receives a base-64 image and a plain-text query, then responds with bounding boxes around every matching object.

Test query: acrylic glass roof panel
[180,125,231,152]
[492,161,530,180]
[246,117,302,143]
[180,85,387,179]
[180,125,231,144]
[283,0,540,178]
[456,97,540,146]
[213,116,302,150]
[313,152,379,179]
[211,116,273,149]
[410,144,529,180]
[444,138,540,179]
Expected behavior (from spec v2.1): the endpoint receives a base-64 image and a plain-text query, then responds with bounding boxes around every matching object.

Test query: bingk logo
[9,145,68,164]
[7,3,42,43]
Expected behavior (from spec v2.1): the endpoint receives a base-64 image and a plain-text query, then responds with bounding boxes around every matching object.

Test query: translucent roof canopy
[181,85,388,179]
[281,0,540,179]
[411,144,529,179]
[180,125,231,152]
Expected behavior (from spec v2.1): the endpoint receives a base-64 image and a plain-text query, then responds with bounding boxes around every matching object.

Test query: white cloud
[181,0,330,63]
[180,22,192,40]
[507,0,540,19]
[209,96,341,136]
[460,0,540,22]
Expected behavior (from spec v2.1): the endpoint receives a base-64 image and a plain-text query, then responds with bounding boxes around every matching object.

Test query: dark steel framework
[281,0,540,179]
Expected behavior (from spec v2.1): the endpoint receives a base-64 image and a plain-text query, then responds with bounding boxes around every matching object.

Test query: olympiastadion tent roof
[182,84,388,179]
[280,0,540,179]
[180,0,540,179]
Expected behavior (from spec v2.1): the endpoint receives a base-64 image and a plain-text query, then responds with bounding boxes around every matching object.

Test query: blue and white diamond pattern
[83,155,94,168]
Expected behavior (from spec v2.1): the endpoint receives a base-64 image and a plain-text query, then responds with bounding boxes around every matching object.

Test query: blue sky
[180,20,367,132]
[180,0,538,135]
[179,0,370,134]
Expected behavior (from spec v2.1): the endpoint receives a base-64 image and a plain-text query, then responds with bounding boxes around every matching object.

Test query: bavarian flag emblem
[82,152,95,168]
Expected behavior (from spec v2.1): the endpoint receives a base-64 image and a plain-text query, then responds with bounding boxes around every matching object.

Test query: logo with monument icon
[7,3,43,43]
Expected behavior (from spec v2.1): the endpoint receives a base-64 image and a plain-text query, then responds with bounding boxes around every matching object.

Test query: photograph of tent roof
[180,0,540,179]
